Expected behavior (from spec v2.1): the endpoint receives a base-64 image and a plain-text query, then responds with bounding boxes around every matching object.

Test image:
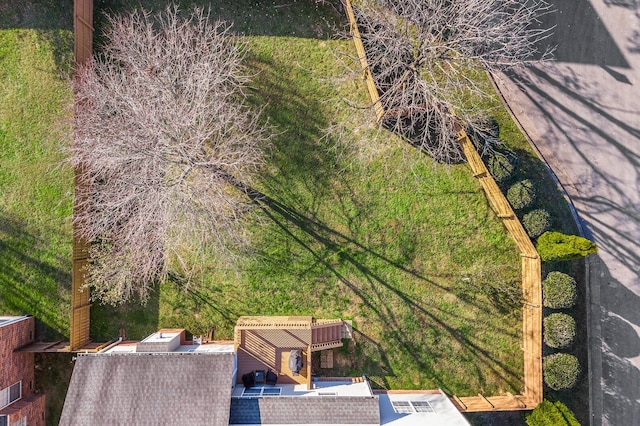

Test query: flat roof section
[378,391,470,426]
[232,379,373,397]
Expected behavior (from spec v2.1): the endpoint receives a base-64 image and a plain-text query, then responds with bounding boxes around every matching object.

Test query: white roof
[0,315,29,328]
[102,342,234,354]
[378,391,470,426]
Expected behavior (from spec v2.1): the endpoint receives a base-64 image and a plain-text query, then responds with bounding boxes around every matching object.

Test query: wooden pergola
[234,316,347,390]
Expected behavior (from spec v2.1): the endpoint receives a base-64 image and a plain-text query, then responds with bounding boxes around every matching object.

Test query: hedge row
[543,270,581,390]
[479,131,553,238]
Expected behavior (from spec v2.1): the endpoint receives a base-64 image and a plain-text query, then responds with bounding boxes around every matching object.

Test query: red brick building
[0,316,45,426]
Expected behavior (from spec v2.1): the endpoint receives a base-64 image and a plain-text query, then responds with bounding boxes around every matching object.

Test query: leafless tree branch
[72,6,270,304]
[351,0,554,163]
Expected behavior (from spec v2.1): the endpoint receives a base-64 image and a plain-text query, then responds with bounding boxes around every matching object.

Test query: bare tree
[72,6,269,305]
[352,0,554,163]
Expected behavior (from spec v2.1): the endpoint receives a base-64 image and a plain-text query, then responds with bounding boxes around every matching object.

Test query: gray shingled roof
[229,396,380,425]
[60,352,235,426]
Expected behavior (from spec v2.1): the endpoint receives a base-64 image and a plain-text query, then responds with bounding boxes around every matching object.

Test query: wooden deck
[237,346,310,386]
[234,317,344,389]
[343,0,543,411]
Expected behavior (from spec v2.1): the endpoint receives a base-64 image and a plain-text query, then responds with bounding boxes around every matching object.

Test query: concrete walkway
[491,0,640,424]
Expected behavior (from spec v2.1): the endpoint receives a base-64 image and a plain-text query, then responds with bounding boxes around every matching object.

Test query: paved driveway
[491,0,640,424]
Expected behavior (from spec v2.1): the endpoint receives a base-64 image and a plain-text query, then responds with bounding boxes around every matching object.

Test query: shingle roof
[229,396,380,425]
[59,352,235,426]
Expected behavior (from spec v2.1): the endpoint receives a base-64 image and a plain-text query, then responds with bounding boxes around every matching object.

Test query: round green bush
[507,179,536,210]
[544,313,576,349]
[543,353,580,390]
[487,152,516,184]
[523,209,552,238]
[543,271,577,309]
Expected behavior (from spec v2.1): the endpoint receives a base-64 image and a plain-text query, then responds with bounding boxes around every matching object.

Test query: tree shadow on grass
[0,0,72,31]
[165,273,242,336]
[219,164,524,393]
[244,45,343,214]
[230,44,525,393]
[90,290,160,341]
[0,0,74,79]
[0,212,71,341]
[92,0,342,39]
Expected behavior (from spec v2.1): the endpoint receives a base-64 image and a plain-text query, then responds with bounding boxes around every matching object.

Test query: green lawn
[0,2,74,339]
[1,0,576,413]
[1,2,75,424]
[89,0,525,395]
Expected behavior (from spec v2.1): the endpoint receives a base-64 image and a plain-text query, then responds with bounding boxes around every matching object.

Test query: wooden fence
[344,1,384,122]
[343,0,542,411]
[74,0,94,65]
[70,0,95,351]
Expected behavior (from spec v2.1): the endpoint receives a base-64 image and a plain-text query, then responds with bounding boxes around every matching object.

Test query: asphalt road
[491,0,640,424]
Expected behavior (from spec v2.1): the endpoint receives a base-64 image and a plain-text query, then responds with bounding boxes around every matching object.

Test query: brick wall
[0,394,45,426]
[0,317,35,394]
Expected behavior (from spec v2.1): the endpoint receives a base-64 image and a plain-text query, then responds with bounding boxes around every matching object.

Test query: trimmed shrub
[523,209,552,238]
[543,271,577,309]
[526,400,580,426]
[507,179,536,210]
[487,152,516,184]
[543,353,581,390]
[537,231,598,262]
[544,313,576,349]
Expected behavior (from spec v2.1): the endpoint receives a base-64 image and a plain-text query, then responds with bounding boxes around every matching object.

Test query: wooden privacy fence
[343,0,542,411]
[70,0,95,351]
